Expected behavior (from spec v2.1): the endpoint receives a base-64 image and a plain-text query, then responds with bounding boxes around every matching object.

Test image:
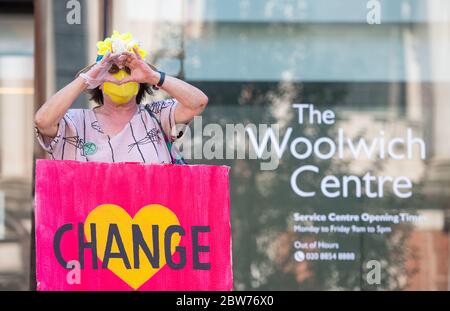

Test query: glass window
[111,0,450,290]
[0,13,34,290]
[1,0,449,291]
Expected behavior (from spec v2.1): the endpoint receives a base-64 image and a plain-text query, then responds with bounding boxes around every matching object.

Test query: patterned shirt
[35,98,185,163]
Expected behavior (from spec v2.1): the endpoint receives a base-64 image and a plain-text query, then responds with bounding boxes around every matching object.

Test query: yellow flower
[138,49,147,58]
[96,30,148,59]
[96,37,112,55]
[111,30,132,42]
[130,43,148,58]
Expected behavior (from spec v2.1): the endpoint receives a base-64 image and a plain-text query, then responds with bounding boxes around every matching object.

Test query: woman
[34,32,208,163]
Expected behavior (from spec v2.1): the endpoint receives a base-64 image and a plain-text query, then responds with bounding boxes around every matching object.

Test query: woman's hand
[112,47,160,85]
[79,52,122,89]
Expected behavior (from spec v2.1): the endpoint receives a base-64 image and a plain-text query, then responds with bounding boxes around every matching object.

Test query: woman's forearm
[34,76,87,137]
[155,74,208,123]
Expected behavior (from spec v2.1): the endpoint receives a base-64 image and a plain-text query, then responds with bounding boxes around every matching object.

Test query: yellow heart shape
[84,204,181,290]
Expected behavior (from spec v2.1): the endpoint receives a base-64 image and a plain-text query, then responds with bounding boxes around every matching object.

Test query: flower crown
[96,30,148,62]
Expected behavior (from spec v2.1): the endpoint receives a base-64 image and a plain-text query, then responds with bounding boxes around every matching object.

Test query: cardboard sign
[35,160,232,291]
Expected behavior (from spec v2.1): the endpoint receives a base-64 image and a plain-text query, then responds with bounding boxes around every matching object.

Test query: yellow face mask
[102,70,139,104]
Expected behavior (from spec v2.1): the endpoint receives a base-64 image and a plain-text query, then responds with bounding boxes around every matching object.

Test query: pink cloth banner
[35,160,232,291]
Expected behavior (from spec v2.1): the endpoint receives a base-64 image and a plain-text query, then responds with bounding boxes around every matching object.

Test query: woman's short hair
[76,62,157,106]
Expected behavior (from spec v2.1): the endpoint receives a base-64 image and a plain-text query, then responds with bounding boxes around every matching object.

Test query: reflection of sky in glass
[132,0,450,82]
[124,0,184,22]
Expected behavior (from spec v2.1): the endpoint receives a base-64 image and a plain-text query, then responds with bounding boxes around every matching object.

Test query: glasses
[108,64,131,75]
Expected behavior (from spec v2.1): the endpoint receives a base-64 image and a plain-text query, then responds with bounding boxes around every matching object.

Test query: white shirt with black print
[35,99,186,163]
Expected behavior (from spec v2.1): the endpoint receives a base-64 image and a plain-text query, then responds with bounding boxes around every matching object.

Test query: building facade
[0,0,448,290]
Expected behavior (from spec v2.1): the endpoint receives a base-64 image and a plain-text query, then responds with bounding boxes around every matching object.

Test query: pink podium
[35,160,232,291]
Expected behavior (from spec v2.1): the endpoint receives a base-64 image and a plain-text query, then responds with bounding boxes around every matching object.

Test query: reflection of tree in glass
[198,76,424,290]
